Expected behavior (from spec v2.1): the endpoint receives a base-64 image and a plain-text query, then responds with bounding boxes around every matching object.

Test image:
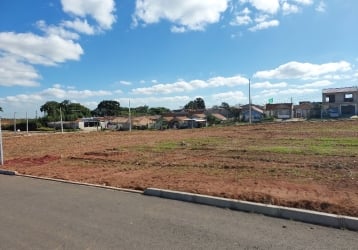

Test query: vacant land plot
[2,120,358,216]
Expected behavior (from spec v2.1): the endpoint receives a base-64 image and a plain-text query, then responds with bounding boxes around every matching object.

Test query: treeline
[39,100,172,123]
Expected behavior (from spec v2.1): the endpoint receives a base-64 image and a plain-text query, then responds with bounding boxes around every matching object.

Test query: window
[325,95,335,103]
[344,93,353,102]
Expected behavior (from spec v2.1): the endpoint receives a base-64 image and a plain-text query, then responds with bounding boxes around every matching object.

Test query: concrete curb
[0,170,143,194]
[144,188,358,231]
[0,169,18,175]
[17,174,144,194]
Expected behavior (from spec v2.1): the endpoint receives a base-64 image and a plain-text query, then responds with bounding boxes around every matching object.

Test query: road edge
[144,188,358,231]
[2,170,356,231]
[0,170,143,194]
[0,169,17,175]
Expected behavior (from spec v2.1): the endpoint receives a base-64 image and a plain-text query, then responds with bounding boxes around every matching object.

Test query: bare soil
[2,120,358,216]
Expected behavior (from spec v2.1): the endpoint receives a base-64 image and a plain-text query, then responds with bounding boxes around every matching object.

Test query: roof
[110,117,129,123]
[211,113,227,121]
[322,86,358,94]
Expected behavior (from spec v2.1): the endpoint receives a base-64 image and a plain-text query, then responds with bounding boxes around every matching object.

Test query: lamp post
[14,112,16,133]
[128,99,132,132]
[0,116,4,165]
[249,78,252,124]
[60,107,64,133]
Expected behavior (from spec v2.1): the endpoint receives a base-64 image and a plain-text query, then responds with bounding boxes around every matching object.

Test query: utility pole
[26,112,29,134]
[14,112,16,133]
[0,116,4,165]
[249,78,252,124]
[60,107,64,133]
[128,99,132,132]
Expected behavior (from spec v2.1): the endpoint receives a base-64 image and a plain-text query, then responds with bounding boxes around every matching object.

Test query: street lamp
[0,116,4,165]
[14,112,16,133]
[60,107,64,133]
[249,78,252,124]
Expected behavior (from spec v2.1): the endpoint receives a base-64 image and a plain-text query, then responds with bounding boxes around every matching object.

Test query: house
[162,115,189,129]
[322,87,358,117]
[106,116,129,130]
[240,105,264,122]
[294,102,322,119]
[78,117,104,131]
[265,103,294,119]
[162,110,207,129]
[132,116,159,129]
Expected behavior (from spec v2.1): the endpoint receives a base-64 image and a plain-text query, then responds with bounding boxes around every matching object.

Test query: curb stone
[0,170,143,194]
[144,188,358,231]
[0,169,17,175]
[2,171,356,231]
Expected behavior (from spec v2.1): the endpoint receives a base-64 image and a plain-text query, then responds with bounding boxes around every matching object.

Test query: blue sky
[1,0,358,118]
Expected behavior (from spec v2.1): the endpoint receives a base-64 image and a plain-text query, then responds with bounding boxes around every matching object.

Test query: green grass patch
[248,137,357,156]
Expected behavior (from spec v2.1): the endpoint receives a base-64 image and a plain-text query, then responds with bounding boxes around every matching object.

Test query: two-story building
[322,87,358,117]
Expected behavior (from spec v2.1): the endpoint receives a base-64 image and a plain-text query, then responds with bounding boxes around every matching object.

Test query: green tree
[134,105,149,115]
[220,102,230,110]
[148,107,170,115]
[92,100,121,116]
[0,106,3,112]
[40,101,60,121]
[40,100,91,122]
[184,97,206,110]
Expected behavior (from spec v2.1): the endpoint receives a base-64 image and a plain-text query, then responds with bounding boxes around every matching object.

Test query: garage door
[341,105,355,115]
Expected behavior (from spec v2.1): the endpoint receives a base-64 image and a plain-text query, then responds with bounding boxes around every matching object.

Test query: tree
[134,105,149,115]
[92,100,121,116]
[148,107,170,115]
[220,102,230,110]
[0,106,3,112]
[40,100,91,122]
[40,101,60,121]
[184,97,206,110]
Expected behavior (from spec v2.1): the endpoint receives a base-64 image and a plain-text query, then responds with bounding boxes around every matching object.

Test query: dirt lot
[2,120,358,216]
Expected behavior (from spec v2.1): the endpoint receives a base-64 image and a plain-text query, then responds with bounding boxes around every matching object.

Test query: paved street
[0,174,357,250]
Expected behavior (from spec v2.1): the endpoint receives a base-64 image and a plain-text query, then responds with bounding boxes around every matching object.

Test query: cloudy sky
[1,0,357,118]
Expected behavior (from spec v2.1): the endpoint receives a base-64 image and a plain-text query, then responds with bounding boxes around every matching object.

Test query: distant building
[294,102,322,119]
[240,104,264,122]
[322,87,358,117]
[265,103,294,119]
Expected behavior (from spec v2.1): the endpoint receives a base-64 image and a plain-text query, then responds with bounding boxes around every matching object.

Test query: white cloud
[0,86,112,107]
[62,18,96,35]
[248,0,280,14]
[254,61,352,80]
[299,80,333,88]
[133,0,228,32]
[282,2,299,15]
[61,0,116,30]
[121,96,191,109]
[212,91,247,103]
[230,7,252,26]
[0,32,83,66]
[36,20,80,40]
[171,26,187,33]
[249,19,279,32]
[293,0,313,6]
[132,75,248,95]
[208,75,248,87]
[41,87,112,99]
[119,80,132,86]
[252,81,287,88]
[0,55,41,87]
[316,1,326,13]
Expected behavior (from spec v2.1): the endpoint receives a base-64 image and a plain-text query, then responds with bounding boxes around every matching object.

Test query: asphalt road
[0,175,357,250]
